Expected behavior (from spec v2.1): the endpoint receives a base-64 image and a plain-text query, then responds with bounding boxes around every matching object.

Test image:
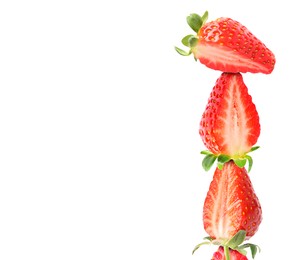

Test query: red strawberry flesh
[194,17,275,74]
[199,72,260,157]
[203,161,262,241]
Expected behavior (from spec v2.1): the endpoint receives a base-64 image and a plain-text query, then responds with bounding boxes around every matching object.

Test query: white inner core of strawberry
[209,163,241,240]
[221,76,250,156]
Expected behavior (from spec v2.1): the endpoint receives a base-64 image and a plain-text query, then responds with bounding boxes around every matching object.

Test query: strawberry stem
[224,246,230,260]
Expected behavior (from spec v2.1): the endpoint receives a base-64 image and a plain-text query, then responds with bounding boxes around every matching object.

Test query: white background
[0,0,292,259]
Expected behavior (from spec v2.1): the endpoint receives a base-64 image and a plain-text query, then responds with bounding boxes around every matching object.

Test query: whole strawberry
[199,72,260,171]
[203,161,262,242]
[175,11,275,74]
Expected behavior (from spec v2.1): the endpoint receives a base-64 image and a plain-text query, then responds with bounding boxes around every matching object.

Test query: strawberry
[199,72,260,171]
[212,246,248,260]
[203,161,262,242]
[175,11,275,74]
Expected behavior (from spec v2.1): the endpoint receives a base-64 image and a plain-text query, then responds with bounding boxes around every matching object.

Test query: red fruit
[176,11,275,74]
[203,161,262,241]
[199,72,260,158]
[212,246,248,260]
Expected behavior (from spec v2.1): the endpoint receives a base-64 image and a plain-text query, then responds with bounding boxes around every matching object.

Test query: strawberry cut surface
[199,72,260,158]
[195,17,275,74]
[203,161,262,241]
[175,12,276,74]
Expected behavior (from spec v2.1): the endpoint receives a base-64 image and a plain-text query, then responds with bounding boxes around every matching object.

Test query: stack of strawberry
[176,11,275,260]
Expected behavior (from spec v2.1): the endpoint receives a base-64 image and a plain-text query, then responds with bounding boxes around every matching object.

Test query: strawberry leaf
[186,13,203,33]
[188,36,198,48]
[201,11,208,24]
[174,46,191,56]
[250,245,258,259]
[217,154,231,170]
[245,155,253,173]
[226,230,246,249]
[239,243,261,259]
[212,240,221,246]
[203,236,213,241]
[233,158,247,168]
[200,150,212,155]
[217,155,231,164]
[200,148,259,172]
[249,146,260,152]
[202,154,217,171]
[217,162,224,170]
[191,241,211,255]
[236,248,247,256]
[181,34,194,47]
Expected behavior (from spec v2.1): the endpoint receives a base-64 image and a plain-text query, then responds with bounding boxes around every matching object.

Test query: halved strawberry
[175,11,275,74]
[199,72,260,171]
[203,161,262,242]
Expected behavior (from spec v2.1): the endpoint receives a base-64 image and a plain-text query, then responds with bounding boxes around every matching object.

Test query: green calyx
[201,146,260,173]
[175,11,208,57]
[192,230,261,260]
